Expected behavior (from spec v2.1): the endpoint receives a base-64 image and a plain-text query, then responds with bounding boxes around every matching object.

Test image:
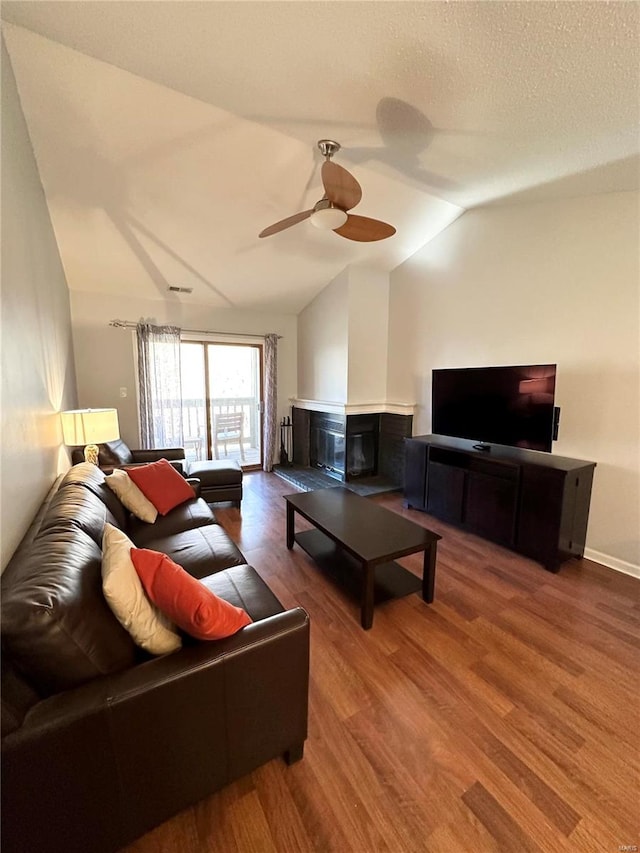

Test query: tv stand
[404,435,596,573]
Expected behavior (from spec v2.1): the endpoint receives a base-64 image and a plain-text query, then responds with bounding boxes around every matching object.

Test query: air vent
[168,286,193,294]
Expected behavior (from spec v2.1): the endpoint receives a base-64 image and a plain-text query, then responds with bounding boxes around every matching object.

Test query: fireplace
[296,408,411,485]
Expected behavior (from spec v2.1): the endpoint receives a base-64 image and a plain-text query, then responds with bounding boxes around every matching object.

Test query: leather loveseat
[71,439,244,507]
[71,438,187,474]
[1,462,309,853]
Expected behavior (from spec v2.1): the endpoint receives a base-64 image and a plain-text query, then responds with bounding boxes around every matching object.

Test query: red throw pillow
[130,548,252,640]
[127,459,195,516]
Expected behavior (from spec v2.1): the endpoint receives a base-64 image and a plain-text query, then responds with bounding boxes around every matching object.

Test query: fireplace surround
[292,407,412,486]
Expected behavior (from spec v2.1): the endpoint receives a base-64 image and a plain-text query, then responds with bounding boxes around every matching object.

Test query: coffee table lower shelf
[294,528,422,605]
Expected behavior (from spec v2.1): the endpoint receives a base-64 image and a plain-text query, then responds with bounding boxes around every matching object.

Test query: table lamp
[61,408,120,465]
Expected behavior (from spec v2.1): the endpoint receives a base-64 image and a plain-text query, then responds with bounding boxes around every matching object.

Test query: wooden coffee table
[284,487,441,629]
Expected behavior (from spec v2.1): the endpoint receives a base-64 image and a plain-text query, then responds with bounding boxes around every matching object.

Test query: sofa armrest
[130,448,186,474]
[186,477,201,498]
[2,608,309,853]
[71,448,84,465]
[131,447,185,460]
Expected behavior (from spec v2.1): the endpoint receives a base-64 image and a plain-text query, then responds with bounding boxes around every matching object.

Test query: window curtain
[263,333,278,472]
[136,322,184,449]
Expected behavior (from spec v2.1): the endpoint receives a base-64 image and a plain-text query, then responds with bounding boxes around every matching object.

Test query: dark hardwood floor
[126,471,640,853]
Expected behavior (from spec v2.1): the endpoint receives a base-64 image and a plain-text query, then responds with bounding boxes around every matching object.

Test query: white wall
[347,268,389,405]
[387,191,640,571]
[297,266,393,407]
[297,268,349,404]
[1,38,78,569]
[69,290,297,452]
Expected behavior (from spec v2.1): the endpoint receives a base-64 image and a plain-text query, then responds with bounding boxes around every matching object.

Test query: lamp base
[84,444,100,465]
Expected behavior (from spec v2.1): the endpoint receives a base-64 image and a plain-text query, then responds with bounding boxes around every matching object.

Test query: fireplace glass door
[312,427,346,478]
[347,432,376,478]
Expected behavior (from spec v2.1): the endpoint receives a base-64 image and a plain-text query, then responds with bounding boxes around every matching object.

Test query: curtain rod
[109,320,282,340]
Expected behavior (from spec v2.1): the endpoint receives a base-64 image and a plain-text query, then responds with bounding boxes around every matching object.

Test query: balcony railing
[181,396,260,464]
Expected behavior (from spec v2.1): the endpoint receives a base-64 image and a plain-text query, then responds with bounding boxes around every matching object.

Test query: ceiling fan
[259,140,396,242]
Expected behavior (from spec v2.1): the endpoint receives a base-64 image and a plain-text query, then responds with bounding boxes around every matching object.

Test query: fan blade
[259,209,313,238]
[321,161,362,211]
[333,214,396,242]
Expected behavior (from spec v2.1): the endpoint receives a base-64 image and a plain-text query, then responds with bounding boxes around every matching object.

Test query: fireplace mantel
[290,398,416,417]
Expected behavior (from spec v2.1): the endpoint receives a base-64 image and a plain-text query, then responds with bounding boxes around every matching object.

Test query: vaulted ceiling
[2,2,639,314]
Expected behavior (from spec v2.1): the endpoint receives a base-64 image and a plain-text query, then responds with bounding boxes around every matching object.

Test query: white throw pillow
[105,468,158,523]
[101,524,182,655]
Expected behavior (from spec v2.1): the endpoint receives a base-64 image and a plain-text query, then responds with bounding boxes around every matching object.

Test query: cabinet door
[404,440,427,509]
[517,466,564,568]
[426,461,465,523]
[465,471,518,545]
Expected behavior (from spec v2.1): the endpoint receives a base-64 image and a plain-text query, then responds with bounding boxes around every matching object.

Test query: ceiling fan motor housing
[314,198,343,213]
[317,139,341,159]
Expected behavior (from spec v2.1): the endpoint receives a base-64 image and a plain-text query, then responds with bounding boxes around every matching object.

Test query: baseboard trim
[583,548,640,579]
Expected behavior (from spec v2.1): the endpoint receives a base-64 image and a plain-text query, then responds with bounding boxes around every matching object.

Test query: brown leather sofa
[1,463,309,853]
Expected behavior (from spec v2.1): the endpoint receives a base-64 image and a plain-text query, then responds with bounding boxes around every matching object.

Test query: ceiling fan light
[310,206,348,231]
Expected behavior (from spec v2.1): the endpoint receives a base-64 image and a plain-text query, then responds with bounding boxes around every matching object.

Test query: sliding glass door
[180,341,262,468]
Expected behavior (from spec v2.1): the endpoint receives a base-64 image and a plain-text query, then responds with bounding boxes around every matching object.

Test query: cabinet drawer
[469,457,519,481]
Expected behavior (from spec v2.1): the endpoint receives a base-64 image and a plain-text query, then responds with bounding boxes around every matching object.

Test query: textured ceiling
[2,2,639,313]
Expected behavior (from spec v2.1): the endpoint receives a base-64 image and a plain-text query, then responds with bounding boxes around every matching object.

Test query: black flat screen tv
[432,364,557,452]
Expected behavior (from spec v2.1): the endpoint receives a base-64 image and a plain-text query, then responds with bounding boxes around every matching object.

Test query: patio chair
[212,411,246,462]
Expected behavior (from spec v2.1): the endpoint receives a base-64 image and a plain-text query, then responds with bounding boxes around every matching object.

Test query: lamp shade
[61,409,120,446]
[310,206,348,230]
